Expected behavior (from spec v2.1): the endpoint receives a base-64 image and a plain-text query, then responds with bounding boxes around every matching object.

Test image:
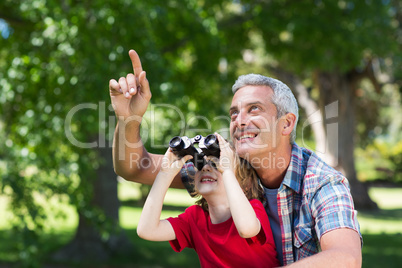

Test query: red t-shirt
[167,199,279,268]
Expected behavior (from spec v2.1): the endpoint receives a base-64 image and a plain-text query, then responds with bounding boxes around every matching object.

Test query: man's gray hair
[232,74,299,143]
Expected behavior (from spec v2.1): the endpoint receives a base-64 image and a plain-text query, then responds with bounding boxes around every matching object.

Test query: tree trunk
[52,146,133,262]
[271,69,328,158]
[272,66,377,210]
[316,71,377,210]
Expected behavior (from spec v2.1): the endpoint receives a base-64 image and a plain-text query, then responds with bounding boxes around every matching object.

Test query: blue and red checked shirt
[273,143,361,265]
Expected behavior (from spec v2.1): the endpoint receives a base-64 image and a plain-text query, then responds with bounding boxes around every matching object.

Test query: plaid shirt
[279,143,361,265]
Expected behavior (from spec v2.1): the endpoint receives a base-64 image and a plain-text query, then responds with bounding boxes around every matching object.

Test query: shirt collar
[281,143,307,194]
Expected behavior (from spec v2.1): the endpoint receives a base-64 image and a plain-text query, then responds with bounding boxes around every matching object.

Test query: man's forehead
[230,85,273,108]
[230,100,264,110]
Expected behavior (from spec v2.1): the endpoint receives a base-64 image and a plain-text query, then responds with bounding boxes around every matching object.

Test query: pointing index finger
[129,49,143,77]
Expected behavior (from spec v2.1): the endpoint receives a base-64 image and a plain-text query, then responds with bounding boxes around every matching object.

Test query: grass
[362,234,402,268]
[0,181,401,267]
[359,187,402,268]
[359,187,402,235]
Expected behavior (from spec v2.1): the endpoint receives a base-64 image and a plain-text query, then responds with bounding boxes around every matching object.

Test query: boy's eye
[206,157,219,169]
[209,161,217,169]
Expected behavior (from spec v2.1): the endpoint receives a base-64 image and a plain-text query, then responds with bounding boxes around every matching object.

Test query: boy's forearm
[137,172,172,237]
[222,169,260,238]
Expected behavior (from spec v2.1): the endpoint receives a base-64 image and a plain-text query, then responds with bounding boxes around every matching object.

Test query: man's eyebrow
[229,106,237,113]
[229,101,264,112]
[247,101,264,106]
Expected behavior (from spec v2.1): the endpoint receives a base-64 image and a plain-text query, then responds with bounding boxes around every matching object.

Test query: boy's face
[194,160,223,196]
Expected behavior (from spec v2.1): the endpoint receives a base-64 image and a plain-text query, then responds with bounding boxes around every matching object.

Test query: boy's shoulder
[183,204,208,219]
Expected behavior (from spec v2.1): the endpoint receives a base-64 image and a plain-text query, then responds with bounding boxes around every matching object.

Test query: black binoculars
[169,134,220,170]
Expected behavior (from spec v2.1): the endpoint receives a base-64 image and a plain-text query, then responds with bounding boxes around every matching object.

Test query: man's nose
[234,111,249,128]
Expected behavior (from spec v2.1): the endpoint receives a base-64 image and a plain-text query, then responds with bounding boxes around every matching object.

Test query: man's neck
[253,143,293,189]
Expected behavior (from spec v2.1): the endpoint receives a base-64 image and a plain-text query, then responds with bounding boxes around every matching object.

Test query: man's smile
[233,130,259,142]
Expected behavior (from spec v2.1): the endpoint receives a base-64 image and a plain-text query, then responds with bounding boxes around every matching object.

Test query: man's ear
[281,113,297,136]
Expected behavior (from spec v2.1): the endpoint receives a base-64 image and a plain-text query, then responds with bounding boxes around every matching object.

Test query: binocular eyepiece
[169,134,220,170]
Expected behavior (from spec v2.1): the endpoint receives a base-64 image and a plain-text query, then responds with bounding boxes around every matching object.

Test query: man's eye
[230,111,238,117]
[250,106,259,111]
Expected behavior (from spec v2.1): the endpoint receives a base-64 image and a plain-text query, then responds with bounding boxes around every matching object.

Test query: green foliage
[355,80,402,183]
[242,0,399,73]
[371,139,402,183]
[0,0,238,265]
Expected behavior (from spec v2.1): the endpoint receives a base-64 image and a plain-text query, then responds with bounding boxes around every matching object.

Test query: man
[109,50,362,267]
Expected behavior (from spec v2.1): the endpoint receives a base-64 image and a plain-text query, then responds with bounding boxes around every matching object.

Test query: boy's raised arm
[216,134,261,238]
[137,150,192,241]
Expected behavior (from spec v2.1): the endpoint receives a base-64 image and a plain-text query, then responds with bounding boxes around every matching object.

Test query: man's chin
[234,144,254,159]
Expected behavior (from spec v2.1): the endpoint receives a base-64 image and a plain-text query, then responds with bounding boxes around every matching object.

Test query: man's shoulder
[296,145,341,175]
[296,145,348,190]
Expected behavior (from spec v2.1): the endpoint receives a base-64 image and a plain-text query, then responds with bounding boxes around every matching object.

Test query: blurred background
[0,0,401,267]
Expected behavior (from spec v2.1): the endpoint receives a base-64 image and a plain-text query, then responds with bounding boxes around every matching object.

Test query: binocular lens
[169,136,183,149]
[204,134,217,147]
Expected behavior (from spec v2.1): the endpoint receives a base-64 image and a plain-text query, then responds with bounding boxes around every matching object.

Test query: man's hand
[109,50,152,120]
[109,50,184,188]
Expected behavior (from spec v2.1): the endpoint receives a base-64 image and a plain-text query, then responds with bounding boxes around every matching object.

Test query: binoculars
[169,134,220,170]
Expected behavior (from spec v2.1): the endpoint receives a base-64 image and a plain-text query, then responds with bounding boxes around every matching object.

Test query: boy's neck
[208,204,231,224]
[204,196,231,224]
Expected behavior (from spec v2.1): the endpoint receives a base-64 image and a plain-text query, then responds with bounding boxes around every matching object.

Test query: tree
[217,0,400,209]
[0,0,233,265]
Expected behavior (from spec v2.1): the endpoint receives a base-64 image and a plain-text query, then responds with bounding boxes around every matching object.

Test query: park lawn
[121,183,402,268]
[0,181,401,267]
[359,187,402,268]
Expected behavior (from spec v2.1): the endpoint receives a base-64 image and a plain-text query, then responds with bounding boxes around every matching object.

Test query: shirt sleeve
[166,206,195,252]
[311,175,361,241]
[249,199,275,246]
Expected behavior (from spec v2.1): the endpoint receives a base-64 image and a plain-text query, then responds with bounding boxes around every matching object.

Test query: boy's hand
[215,133,236,173]
[160,148,193,177]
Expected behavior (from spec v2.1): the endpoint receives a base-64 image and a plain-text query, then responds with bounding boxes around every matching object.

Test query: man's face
[229,85,280,160]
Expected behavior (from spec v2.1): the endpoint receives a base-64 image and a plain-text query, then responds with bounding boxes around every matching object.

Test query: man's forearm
[112,120,185,188]
[113,120,157,183]
[287,229,362,268]
[286,248,361,268]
